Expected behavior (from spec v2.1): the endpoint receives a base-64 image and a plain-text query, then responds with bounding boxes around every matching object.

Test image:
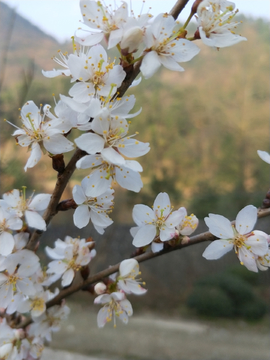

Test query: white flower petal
[202,240,233,259]
[235,205,257,235]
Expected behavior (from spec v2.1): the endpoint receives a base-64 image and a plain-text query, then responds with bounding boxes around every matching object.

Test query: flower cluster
[94,259,146,328]
[2,0,266,356]
[203,205,270,272]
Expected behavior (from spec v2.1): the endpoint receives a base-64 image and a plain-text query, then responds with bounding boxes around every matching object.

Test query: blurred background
[0,1,269,359]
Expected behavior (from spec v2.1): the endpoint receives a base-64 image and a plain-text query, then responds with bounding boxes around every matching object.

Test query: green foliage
[187,286,234,317]
[187,272,268,321]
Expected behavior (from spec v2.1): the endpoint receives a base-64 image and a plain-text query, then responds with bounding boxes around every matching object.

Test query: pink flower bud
[94,282,107,295]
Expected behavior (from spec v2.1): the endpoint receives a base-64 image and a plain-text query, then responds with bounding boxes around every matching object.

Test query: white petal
[202,240,233,259]
[101,148,126,166]
[72,184,86,205]
[235,205,257,235]
[75,133,105,154]
[29,194,51,211]
[140,51,161,79]
[151,242,164,253]
[257,150,270,164]
[119,259,138,277]
[43,134,74,154]
[132,204,155,226]
[204,213,234,239]
[25,210,46,231]
[132,225,156,247]
[73,205,90,229]
[24,143,42,171]
[0,232,15,256]
[62,268,75,287]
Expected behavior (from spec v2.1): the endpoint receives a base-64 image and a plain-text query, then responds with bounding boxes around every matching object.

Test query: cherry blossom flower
[257,150,270,164]
[116,259,147,295]
[46,236,96,286]
[2,188,51,231]
[10,101,74,171]
[75,106,149,163]
[76,0,129,48]
[77,155,144,197]
[203,205,269,272]
[196,0,247,48]
[68,44,126,101]
[94,291,133,328]
[0,320,30,360]
[28,304,70,342]
[73,178,114,233]
[0,206,22,256]
[141,13,200,79]
[175,207,199,236]
[0,250,39,309]
[131,192,182,250]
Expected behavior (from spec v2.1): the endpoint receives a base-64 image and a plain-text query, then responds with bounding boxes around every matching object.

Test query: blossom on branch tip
[203,205,269,272]
[141,14,200,79]
[196,0,247,48]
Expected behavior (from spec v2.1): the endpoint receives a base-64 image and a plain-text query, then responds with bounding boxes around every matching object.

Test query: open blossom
[203,205,269,272]
[141,13,200,79]
[0,249,39,309]
[46,236,96,286]
[131,192,182,251]
[116,259,147,295]
[76,0,129,48]
[175,207,199,236]
[196,0,247,48]
[75,109,149,164]
[94,291,133,328]
[68,44,125,102]
[2,188,51,231]
[73,178,114,233]
[11,101,74,171]
[28,304,70,342]
[0,206,22,256]
[257,150,270,164]
[0,320,30,360]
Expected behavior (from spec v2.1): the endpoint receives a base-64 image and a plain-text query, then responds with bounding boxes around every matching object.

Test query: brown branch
[169,0,191,19]
[18,206,270,329]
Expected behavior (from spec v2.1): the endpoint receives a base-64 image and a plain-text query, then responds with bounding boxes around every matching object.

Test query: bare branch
[170,0,191,19]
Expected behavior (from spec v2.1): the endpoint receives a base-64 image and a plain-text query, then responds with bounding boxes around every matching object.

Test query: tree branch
[18,206,270,329]
[170,0,191,19]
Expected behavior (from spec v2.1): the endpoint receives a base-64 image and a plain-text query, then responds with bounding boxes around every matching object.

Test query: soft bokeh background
[0,1,269,359]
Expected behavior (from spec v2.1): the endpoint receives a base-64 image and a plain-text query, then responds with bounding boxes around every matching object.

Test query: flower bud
[94,282,107,295]
[120,27,143,53]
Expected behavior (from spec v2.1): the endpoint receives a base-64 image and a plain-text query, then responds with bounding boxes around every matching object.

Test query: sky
[2,0,270,43]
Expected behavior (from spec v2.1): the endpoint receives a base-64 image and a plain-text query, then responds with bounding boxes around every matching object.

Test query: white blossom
[203,205,269,272]
[196,0,247,48]
[46,236,96,287]
[131,192,182,250]
[10,101,74,171]
[94,291,133,328]
[141,13,200,79]
[0,206,22,256]
[116,259,147,295]
[73,178,114,233]
[2,189,51,231]
[68,44,125,102]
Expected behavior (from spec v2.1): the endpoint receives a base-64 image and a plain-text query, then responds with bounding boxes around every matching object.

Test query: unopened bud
[120,27,143,53]
[181,236,190,245]
[51,153,65,174]
[94,282,107,295]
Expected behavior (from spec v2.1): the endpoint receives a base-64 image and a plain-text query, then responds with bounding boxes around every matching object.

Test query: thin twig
[170,0,191,19]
